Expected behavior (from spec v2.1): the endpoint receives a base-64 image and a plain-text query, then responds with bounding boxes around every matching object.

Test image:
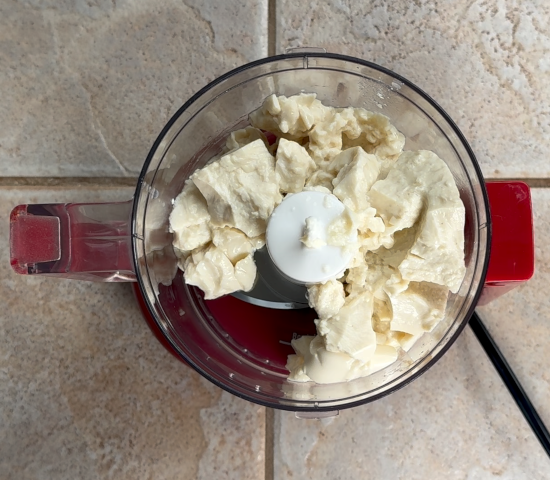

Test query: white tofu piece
[378,331,420,352]
[342,108,405,174]
[184,246,257,300]
[327,207,357,247]
[233,254,257,292]
[355,207,385,234]
[249,234,266,250]
[305,169,335,191]
[368,163,425,246]
[307,108,351,163]
[286,335,367,384]
[184,246,241,299]
[225,126,268,151]
[169,180,213,251]
[306,279,346,320]
[275,138,317,193]
[398,205,466,293]
[371,150,466,292]
[369,150,465,289]
[346,263,369,290]
[173,222,211,252]
[249,93,327,138]
[331,147,381,211]
[387,281,449,336]
[367,344,398,374]
[361,254,396,299]
[301,216,327,249]
[304,185,333,195]
[192,139,282,237]
[316,291,377,363]
[169,179,210,227]
[212,227,255,264]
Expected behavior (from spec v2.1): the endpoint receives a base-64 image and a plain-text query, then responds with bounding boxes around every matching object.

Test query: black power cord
[469,311,550,458]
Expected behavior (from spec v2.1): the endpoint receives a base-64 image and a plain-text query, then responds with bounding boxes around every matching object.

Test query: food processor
[9,50,534,415]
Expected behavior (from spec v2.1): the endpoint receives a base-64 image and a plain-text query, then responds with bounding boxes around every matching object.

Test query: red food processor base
[478,181,534,305]
[132,283,317,369]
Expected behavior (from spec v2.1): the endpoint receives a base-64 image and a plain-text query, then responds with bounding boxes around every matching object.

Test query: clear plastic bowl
[132,52,490,412]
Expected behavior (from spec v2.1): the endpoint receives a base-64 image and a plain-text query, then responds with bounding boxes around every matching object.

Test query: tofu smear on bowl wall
[169,93,466,384]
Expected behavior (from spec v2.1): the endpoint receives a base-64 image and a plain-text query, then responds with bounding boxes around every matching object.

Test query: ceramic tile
[276,0,550,179]
[0,188,265,480]
[0,0,268,177]
[478,188,550,427]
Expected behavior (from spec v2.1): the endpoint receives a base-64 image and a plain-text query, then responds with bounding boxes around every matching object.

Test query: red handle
[478,181,535,306]
[10,201,136,282]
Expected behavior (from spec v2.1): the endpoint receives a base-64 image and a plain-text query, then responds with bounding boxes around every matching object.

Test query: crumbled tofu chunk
[225,126,268,151]
[192,139,282,237]
[170,180,210,227]
[286,335,363,383]
[301,217,327,249]
[184,245,257,300]
[387,281,449,336]
[212,227,255,264]
[275,138,317,193]
[307,279,346,320]
[316,291,377,363]
[169,180,212,251]
[327,207,357,247]
[331,147,380,211]
[342,108,405,175]
[305,169,335,191]
[398,205,466,293]
[173,222,211,252]
[249,93,327,138]
[372,150,466,292]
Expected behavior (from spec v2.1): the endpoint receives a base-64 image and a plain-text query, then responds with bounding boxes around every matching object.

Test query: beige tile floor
[0,0,267,177]
[2,1,550,479]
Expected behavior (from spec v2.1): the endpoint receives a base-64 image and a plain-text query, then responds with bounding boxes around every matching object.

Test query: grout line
[2,176,550,188]
[265,407,275,480]
[268,0,277,56]
[0,177,138,188]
